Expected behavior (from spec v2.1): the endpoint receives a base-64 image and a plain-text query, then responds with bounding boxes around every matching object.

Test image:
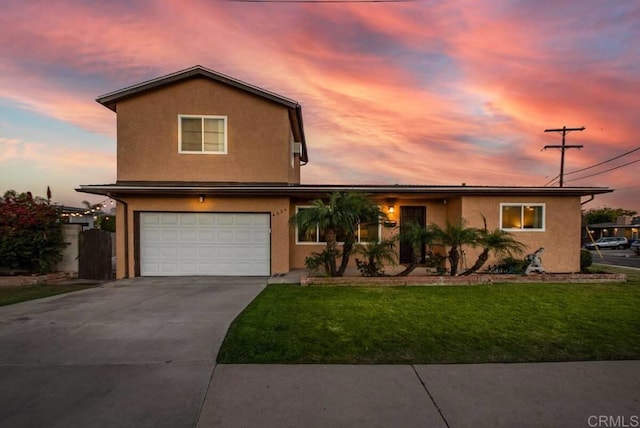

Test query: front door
[399,206,426,264]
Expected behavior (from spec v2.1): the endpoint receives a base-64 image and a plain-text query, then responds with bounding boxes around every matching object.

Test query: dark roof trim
[77,183,613,199]
[96,65,299,111]
[96,65,309,163]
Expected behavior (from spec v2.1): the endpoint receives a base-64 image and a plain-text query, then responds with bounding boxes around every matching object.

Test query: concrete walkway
[200,361,640,428]
[0,277,638,427]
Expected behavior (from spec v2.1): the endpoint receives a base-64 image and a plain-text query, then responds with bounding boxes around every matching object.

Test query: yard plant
[0,190,66,274]
[290,192,385,277]
[218,269,640,364]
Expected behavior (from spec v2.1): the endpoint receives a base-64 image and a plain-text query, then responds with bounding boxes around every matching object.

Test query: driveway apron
[0,277,266,428]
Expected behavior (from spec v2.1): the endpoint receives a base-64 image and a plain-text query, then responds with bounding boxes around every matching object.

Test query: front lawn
[218,271,640,364]
[0,283,97,307]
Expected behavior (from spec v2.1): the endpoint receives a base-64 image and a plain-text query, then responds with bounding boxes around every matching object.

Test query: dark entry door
[399,206,426,264]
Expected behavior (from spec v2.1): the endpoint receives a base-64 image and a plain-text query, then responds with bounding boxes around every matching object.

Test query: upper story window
[500,203,545,231]
[179,115,227,154]
[295,206,381,244]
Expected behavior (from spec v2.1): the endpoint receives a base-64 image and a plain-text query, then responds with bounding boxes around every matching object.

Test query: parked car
[631,239,640,255]
[583,237,630,250]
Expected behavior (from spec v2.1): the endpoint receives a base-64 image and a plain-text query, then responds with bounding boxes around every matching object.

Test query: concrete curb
[301,272,627,286]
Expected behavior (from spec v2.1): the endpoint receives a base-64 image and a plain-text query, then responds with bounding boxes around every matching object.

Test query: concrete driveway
[0,277,266,428]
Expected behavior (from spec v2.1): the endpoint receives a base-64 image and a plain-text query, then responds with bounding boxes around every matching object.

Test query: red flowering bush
[0,190,66,274]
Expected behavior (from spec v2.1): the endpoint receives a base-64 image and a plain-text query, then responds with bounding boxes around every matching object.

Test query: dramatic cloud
[0,0,638,210]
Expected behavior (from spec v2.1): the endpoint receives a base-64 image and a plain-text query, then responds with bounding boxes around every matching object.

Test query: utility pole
[543,126,585,187]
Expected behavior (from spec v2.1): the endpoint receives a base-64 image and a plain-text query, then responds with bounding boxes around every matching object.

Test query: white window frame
[178,115,228,154]
[500,203,546,232]
[294,206,382,245]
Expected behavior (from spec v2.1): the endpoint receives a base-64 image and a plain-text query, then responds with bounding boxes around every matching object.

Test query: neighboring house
[79,66,613,278]
[59,206,96,230]
[584,215,640,243]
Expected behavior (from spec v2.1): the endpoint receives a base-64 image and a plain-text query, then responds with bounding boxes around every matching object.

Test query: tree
[460,217,526,276]
[395,221,436,277]
[583,207,637,225]
[290,192,384,277]
[0,190,66,273]
[430,219,480,276]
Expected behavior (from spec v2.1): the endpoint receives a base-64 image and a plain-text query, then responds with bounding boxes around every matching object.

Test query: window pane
[359,222,379,243]
[319,229,347,243]
[501,205,522,229]
[523,206,543,229]
[203,118,224,152]
[181,118,202,151]
[297,227,317,242]
[296,208,318,242]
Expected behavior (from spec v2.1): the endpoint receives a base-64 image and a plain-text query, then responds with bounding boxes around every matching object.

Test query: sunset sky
[1,0,638,212]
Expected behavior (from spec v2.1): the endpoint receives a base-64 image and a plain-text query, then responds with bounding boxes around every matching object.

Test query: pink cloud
[0,0,637,210]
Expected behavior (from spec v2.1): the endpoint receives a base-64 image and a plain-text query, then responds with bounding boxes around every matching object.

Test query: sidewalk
[198,361,640,428]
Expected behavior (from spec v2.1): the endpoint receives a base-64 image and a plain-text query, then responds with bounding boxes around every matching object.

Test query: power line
[563,158,640,183]
[220,0,420,2]
[543,145,640,186]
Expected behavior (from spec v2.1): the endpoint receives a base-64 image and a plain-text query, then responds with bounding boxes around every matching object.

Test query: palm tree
[460,217,526,276]
[395,221,436,277]
[430,219,479,276]
[290,192,384,277]
[353,239,397,276]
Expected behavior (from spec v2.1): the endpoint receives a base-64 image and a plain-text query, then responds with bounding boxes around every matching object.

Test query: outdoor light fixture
[388,205,395,213]
[198,195,205,203]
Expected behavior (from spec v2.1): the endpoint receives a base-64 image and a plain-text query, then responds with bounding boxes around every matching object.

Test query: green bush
[488,256,528,274]
[580,249,593,272]
[304,249,338,277]
[99,215,116,233]
[0,190,66,274]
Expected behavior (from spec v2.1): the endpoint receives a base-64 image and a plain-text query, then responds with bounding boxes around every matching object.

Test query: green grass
[0,283,97,307]
[218,269,640,364]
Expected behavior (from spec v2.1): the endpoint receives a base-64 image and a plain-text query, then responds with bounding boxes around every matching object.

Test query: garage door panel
[140,213,270,276]
[160,214,179,225]
[216,215,235,226]
[161,230,179,240]
[180,230,198,241]
[180,214,197,225]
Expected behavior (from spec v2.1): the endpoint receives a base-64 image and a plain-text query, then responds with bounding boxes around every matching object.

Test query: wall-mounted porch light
[387,205,395,213]
[198,194,205,203]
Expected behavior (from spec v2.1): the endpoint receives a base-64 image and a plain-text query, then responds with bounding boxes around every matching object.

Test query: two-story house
[79,66,612,278]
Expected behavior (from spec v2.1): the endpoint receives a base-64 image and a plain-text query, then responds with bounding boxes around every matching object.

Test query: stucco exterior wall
[116,78,300,184]
[459,196,582,273]
[287,195,581,273]
[114,196,291,278]
[288,198,451,270]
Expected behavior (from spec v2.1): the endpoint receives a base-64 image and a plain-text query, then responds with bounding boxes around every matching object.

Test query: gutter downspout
[581,195,595,206]
[107,194,129,278]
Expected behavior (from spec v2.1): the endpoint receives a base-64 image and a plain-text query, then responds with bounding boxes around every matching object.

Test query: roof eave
[96,65,300,111]
[76,184,613,199]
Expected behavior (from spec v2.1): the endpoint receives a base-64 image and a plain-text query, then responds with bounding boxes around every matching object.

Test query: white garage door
[140,212,270,276]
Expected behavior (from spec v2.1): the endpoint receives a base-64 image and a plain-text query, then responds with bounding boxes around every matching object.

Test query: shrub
[99,215,116,233]
[425,251,447,275]
[487,256,528,274]
[0,190,66,274]
[354,239,397,277]
[304,249,338,277]
[580,249,593,273]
